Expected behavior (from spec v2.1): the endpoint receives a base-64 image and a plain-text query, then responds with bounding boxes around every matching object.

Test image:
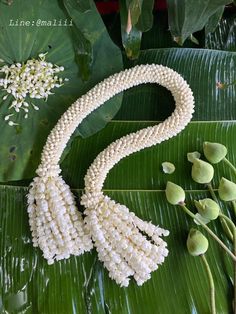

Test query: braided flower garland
[27,64,194,286]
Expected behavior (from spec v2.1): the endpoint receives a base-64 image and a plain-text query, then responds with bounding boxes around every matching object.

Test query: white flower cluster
[27,175,92,264]
[0,53,68,126]
[27,64,194,286]
[81,194,169,286]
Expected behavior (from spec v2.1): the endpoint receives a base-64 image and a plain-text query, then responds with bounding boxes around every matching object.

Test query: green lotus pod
[194,198,220,220]
[191,159,214,184]
[218,177,236,201]
[165,182,185,205]
[187,228,209,256]
[203,142,227,164]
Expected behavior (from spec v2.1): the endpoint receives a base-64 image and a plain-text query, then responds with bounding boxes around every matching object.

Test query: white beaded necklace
[27,64,194,286]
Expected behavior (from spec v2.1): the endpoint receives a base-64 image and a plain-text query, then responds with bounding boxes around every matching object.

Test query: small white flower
[0,53,69,126]
[8,121,19,126]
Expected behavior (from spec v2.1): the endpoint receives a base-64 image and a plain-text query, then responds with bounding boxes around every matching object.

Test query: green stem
[232,201,236,217]
[234,227,236,314]
[180,205,236,262]
[201,255,216,314]
[207,183,233,242]
[223,157,236,177]
[219,214,236,312]
[207,183,219,203]
[219,213,236,231]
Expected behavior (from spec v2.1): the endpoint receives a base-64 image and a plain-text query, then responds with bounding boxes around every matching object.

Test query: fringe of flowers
[27,175,92,264]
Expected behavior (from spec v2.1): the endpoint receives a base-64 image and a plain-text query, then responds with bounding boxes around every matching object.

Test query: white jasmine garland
[27,64,194,285]
[0,52,68,126]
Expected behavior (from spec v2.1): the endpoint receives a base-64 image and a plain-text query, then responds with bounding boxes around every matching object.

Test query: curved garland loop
[27,64,194,284]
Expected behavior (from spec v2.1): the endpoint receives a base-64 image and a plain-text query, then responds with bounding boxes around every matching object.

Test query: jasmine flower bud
[194,198,220,220]
[191,159,214,184]
[203,142,227,164]
[218,177,236,201]
[187,228,209,256]
[165,182,185,205]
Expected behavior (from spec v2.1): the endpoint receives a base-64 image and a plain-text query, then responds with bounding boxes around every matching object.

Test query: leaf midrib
[0,184,216,193]
[111,120,236,123]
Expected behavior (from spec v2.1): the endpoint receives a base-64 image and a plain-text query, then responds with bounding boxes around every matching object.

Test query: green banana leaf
[61,121,236,191]
[119,0,154,59]
[120,0,142,60]
[108,11,203,55]
[0,0,123,182]
[1,47,236,313]
[205,6,225,35]
[166,0,231,45]
[116,48,236,121]
[140,12,204,50]
[0,186,233,312]
[205,15,236,51]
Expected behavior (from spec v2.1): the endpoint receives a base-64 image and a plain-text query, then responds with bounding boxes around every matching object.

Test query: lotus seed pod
[191,159,214,184]
[203,142,227,164]
[165,182,185,205]
[218,177,236,201]
[187,228,209,256]
[194,198,220,220]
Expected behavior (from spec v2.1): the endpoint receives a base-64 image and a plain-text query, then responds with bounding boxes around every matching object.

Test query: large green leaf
[205,6,225,35]
[135,0,154,32]
[166,0,231,45]
[60,48,235,313]
[205,15,236,51]
[0,29,236,314]
[120,0,142,59]
[108,11,205,52]
[116,48,236,121]
[61,121,236,191]
[119,0,154,59]
[0,0,123,182]
[140,12,204,50]
[1,46,236,313]
[0,187,233,313]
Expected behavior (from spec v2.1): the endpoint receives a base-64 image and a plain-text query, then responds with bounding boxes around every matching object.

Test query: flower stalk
[201,254,216,314]
[223,157,236,176]
[218,213,236,313]
[233,201,236,217]
[180,204,236,262]
[207,183,233,241]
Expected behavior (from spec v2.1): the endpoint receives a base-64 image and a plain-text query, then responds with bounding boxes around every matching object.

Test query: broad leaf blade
[0,186,232,313]
[61,121,236,191]
[70,26,93,82]
[166,0,231,44]
[136,0,154,32]
[0,0,123,182]
[116,48,236,121]
[120,0,142,59]
[205,15,236,51]
[205,5,225,35]
[120,0,154,59]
